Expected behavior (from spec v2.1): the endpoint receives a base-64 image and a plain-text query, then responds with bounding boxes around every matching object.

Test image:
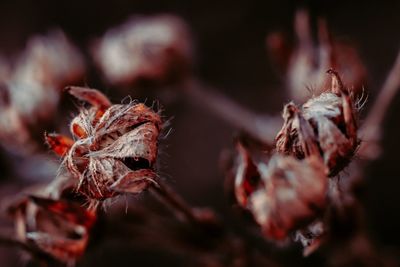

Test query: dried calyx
[7,189,96,264]
[46,86,162,202]
[234,106,328,241]
[231,70,360,255]
[276,69,359,176]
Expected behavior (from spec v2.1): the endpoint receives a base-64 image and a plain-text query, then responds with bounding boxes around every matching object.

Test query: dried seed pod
[276,70,358,176]
[8,194,96,264]
[8,29,85,122]
[0,30,85,155]
[234,110,328,240]
[91,15,192,86]
[267,9,366,103]
[46,86,162,201]
[246,154,327,240]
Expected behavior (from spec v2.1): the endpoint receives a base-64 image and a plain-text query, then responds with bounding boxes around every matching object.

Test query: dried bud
[267,9,366,103]
[92,15,192,86]
[233,138,327,240]
[276,70,358,176]
[46,86,162,201]
[247,154,326,240]
[9,194,96,264]
[8,29,85,122]
[0,30,85,154]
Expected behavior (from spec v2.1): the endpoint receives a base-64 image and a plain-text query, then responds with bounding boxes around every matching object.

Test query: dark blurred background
[1,0,400,266]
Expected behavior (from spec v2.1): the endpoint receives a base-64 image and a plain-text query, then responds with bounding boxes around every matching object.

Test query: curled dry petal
[234,142,263,207]
[45,133,75,157]
[110,169,157,194]
[66,86,112,110]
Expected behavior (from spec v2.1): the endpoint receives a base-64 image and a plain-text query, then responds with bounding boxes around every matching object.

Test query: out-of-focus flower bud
[233,141,327,241]
[0,30,85,155]
[92,15,192,86]
[9,29,85,122]
[267,10,366,103]
[8,193,96,264]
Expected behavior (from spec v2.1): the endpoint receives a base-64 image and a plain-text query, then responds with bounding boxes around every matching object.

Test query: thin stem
[359,49,400,159]
[150,181,200,225]
[181,77,281,146]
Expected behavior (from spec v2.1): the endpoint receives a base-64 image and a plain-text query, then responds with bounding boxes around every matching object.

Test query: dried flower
[8,193,96,264]
[234,116,328,240]
[267,9,366,103]
[239,154,327,240]
[276,69,358,176]
[91,15,192,86]
[46,86,162,202]
[0,30,85,154]
[8,29,85,122]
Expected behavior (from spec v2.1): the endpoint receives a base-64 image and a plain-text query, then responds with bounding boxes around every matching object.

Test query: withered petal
[29,196,96,228]
[27,231,88,263]
[110,169,157,194]
[90,122,159,164]
[234,142,262,207]
[95,103,162,137]
[45,133,75,157]
[67,86,111,110]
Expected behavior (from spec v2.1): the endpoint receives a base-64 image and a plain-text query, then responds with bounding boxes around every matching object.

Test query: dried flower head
[46,86,162,202]
[0,30,85,154]
[276,69,358,176]
[8,194,96,264]
[92,15,192,86]
[267,9,366,103]
[8,29,85,122]
[234,116,328,240]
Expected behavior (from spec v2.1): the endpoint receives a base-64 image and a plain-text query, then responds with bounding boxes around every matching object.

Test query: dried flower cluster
[1,7,399,267]
[92,15,192,86]
[0,30,85,154]
[3,86,162,264]
[46,86,162,203]
[232,70,360,254]
[267,9,366,103]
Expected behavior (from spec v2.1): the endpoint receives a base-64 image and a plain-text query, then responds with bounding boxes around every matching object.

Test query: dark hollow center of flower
[123,157,152,170]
